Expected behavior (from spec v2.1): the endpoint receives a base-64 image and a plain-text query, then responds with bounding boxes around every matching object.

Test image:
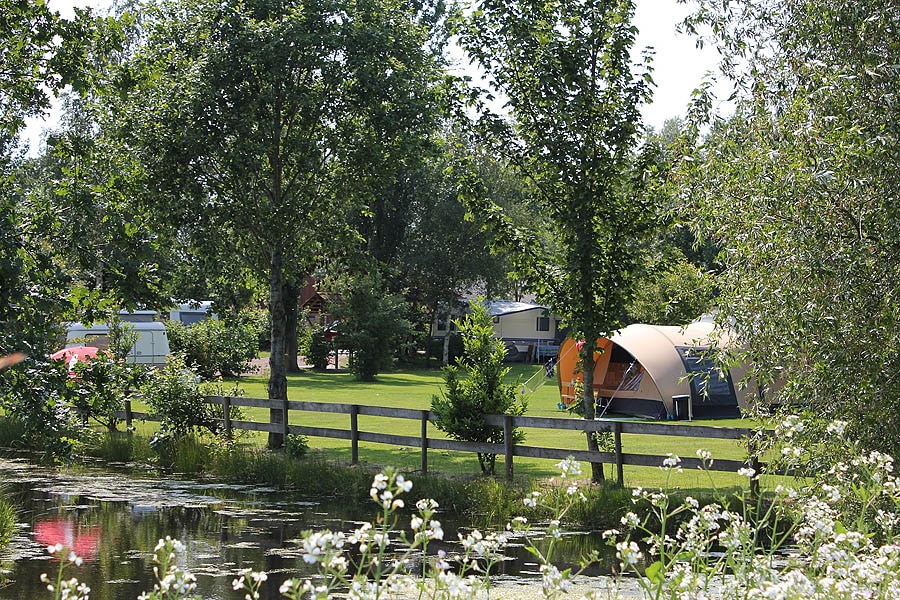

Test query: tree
[682,0,900,455]
[330,271,413,381]
[454,0,655,480]
[116,0,446,447]
[431,298,527,476]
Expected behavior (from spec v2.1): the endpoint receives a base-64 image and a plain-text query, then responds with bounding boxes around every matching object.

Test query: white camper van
[65,316,170,367]
[169,301,217,325]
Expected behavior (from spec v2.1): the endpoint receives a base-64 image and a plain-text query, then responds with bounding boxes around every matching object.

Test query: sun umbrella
[49,346,102,365]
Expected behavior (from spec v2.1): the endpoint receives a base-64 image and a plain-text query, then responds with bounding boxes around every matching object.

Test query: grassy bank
[0,487,15,551]
[78,429,637,530]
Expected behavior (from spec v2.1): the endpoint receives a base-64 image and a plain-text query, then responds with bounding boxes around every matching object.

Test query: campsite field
[195,362,768,492]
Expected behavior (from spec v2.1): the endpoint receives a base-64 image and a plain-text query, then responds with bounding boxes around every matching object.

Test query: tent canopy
[558,321,751,419]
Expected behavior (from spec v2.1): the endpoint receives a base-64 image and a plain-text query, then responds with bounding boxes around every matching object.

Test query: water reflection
[0,457,613,600]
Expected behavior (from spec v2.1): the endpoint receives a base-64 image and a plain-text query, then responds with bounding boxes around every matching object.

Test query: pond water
[0,456,615,600]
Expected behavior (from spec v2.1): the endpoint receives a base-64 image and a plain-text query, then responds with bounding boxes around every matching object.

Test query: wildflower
[616,541,643,567]
[737,467,756,479]
[826,420,847,436]
[524,491,541,507]
[662,453,682,469]
[556,456,582,478]
[696,449,713,466]
[621,512,640,528]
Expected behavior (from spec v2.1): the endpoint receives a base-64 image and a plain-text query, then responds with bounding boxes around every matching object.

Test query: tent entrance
[675,347,740,418]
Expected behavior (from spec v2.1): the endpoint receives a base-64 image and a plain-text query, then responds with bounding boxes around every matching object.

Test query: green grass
[0,486,15,551]
[207,363,766,492]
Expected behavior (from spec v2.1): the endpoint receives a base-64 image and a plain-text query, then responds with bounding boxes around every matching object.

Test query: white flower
[621,512,640,527]
[616,541,643,567]
[524,491,541,508]
[556,457,582,478]
[737,467,757,479]
[663,453,681,468]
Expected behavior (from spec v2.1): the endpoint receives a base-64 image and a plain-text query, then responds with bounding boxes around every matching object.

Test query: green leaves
[684,0,900,453]
[455,0,655,346]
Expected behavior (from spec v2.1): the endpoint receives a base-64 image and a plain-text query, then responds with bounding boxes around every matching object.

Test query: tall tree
[682,0,900,455]
[117,0,445,447]
[455,0,654,480]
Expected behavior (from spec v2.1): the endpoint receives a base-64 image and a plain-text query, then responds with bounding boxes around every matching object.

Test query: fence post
[504,415,514,480]
[124,398,133,431]
[223,396,232,440]
[350,405,359,465]
[614,422,624,487]
[748,435,760,499]
[420,410,429,475]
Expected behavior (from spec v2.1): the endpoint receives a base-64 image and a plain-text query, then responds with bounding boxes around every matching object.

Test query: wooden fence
[119,395,767,492]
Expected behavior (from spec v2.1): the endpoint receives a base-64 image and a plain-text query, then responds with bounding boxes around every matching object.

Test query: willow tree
[682,0,900,455]
[455,0,655,480]
[117,0,445,447]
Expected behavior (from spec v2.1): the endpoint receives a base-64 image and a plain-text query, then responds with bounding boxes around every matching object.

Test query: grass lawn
[189,361,769,493]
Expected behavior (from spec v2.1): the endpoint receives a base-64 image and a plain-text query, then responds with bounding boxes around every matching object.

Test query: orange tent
[557,319,757,420]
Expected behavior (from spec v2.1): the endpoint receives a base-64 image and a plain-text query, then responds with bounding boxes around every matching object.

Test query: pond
[0,456,616,600]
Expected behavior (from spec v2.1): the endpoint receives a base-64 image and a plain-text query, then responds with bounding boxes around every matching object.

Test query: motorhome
[169,301,217,325]
[65,312,170,367]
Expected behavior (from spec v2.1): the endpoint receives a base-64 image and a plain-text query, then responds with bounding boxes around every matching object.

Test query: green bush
[69,352,148,431]
[165,312,261,379]
[431,298,528,475]
[0,358,86,461]
[138,356,220,438]
[285,433,309,459]
[303,330,332,371]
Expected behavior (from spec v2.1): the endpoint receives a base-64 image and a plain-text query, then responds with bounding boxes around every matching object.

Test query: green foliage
[331,271,414,381]
[165,313,261,379]
[431,299,527,475]
[303,330,332,371]
[683,0,900,454]
[627,252,716,325]
[0,358,86,461]
[0,488,14,551]
[138,357,220,441]
[68,350,148,431]
[84,430,154,463]
[284,433,309,460]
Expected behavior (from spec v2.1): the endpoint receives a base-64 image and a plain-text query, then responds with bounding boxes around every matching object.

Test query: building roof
[484,300,549,317]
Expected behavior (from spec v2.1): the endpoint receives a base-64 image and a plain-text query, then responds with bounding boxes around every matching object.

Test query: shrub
[138,356,220,441]
[0,357,86,461]
[69,352,148,432]
[431,298,527,475]
[165,312,261,379]
[284,433,309,459]
[303,329,332,370]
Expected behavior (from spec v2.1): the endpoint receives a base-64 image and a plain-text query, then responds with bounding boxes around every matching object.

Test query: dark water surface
[0,457,612,599]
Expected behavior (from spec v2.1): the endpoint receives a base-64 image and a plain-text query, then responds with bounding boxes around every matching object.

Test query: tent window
[676,347,735,405]
[536,316,550,331]
[602,346,637,388]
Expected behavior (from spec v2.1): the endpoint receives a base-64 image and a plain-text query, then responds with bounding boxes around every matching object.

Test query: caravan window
[536,316,550,331]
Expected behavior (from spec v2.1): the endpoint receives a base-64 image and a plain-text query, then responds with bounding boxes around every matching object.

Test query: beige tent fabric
[557,319,750,418]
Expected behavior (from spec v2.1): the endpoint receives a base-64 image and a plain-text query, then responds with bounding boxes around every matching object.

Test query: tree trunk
[268,246,288,450]
[581,343,605,482]
[284,282,301,373]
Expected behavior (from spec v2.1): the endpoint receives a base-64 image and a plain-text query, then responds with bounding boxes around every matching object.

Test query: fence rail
[117,395,769,491]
